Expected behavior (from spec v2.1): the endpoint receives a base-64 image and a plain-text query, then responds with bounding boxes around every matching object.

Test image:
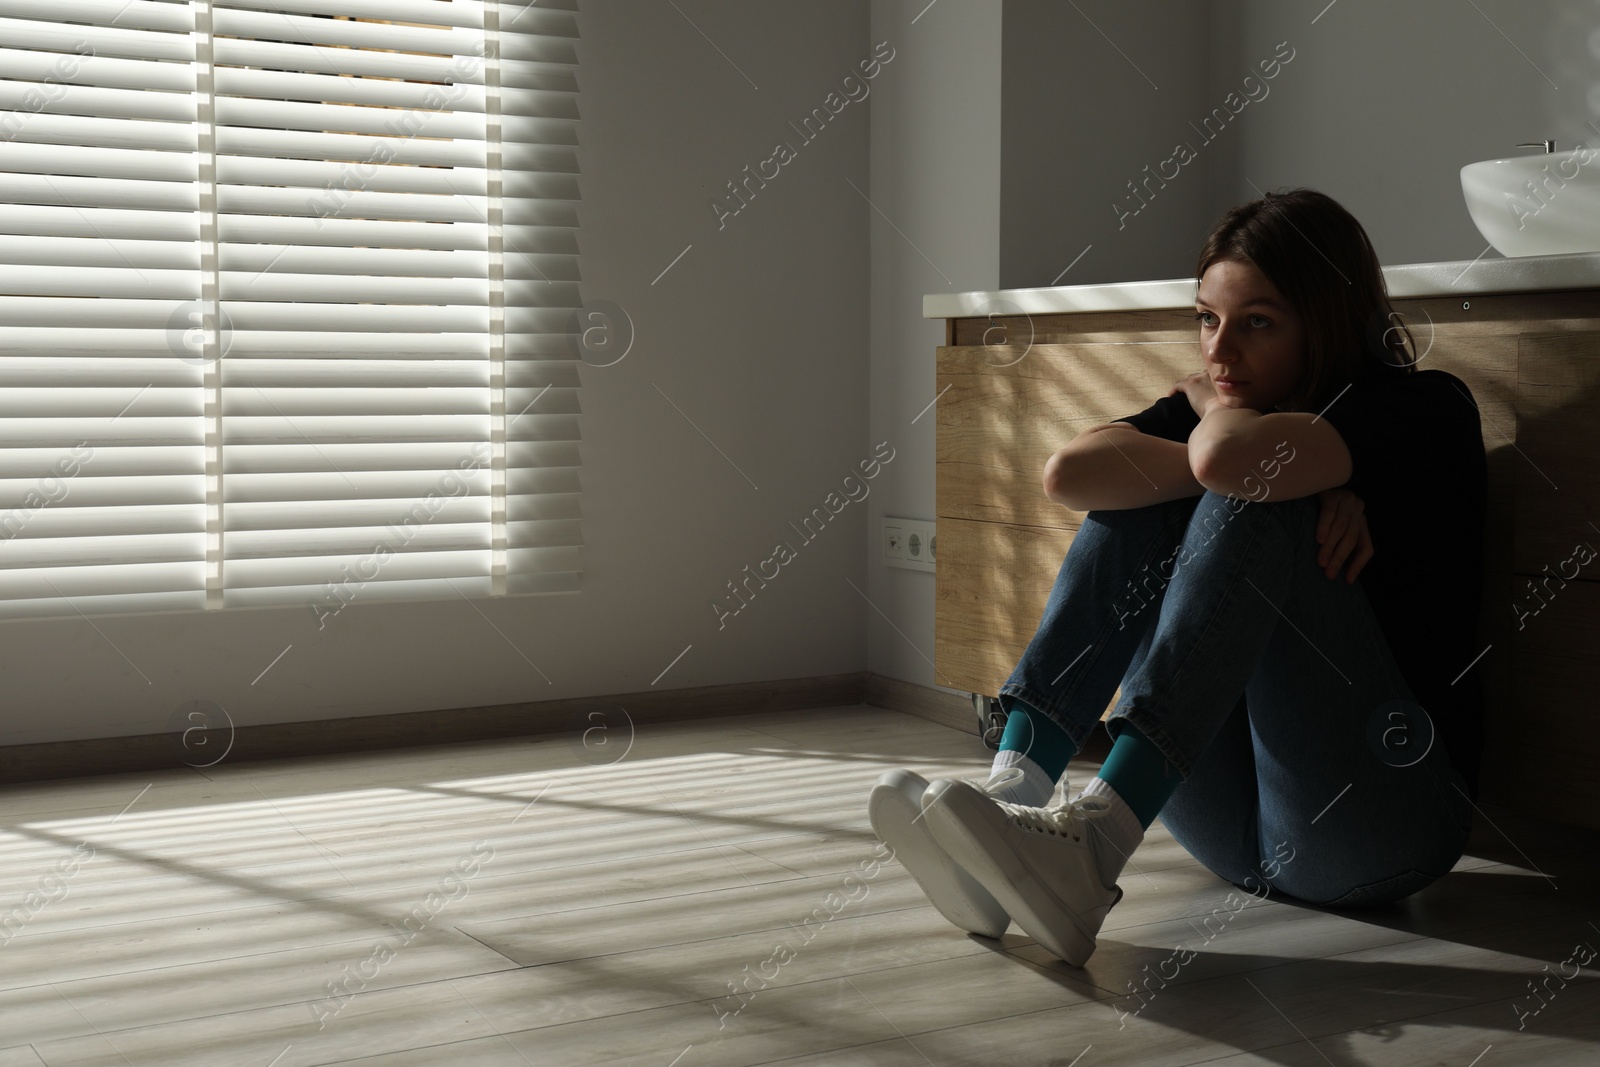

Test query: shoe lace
[966,768,1114,843]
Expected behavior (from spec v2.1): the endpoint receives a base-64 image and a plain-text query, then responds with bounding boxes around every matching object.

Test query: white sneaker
[921,778,1125,966]
[867,768,1011,939]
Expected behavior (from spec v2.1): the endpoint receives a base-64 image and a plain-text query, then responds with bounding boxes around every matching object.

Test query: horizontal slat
[0,420,202,448]
[216,158,487,197]
[216,245,487,278]
[0,17,192,62]
[219,215,486,250]
[0,264,196,299]
[221,273,488,306]
[0,138,196,181]
[0,530,200,567]
[216,66,486,112]
[212,38,473,82]
[0,205,198,241]
[0,111,194,152]
[212,9,482,57]
[221,414,490,444]
[220,188,489,225]
[0,0,191,33]
[506,518,583,547]
[0,233,199,270]
[0,386,197,417]
[0,297,201,328]
[225,495,488,532]
[217,98,486,141]
[224,388,493,417]
[0,504,199,538]
[222,303,489,332]
[0,173,196,214]
[222,575,503,608]
[500,35,577,66]
[0,442,198,476]
[226,518,489,558]
[224,548,490,588]
[220,0,486,31]
[205,332,488,358]
[217,546,583,586]
[506,492,581,521]
[0,47,195,92]
[0,562,203,599]
[0,328,214,357]
[223,360,487,388]
[217,126,481,168]
[0,79,196,122]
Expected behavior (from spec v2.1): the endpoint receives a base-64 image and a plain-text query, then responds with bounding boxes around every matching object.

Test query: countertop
[923,250,1600,319]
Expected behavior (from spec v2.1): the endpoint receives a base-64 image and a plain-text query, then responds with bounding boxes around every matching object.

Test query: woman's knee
[1083,496,1199,537]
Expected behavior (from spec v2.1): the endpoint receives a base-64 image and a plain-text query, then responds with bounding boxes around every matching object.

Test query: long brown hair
[1195,188,1416,413]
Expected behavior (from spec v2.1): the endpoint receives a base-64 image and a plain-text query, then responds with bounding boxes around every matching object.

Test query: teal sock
[1097,722,1182,829]
[997,699,1076,783]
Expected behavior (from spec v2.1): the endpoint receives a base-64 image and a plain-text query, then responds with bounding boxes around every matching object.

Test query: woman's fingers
[1318,501,1350,567]
[1345,525,1376,583]
[1325,521,1357,579]
[1316,494,1334,545]
[1315,489,1367,573]
[1319,515,1349,569]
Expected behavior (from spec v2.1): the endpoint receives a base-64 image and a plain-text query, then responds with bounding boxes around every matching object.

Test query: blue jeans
[998,492,1474,908]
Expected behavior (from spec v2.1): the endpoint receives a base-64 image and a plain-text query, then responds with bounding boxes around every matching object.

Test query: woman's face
[1195,258,1306,413]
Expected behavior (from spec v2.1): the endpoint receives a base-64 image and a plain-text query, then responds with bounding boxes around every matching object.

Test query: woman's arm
[1188,406,1352,501]
[1043,423,1206,511]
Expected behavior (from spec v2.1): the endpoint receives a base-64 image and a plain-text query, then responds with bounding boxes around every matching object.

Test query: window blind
[0,0,582,623]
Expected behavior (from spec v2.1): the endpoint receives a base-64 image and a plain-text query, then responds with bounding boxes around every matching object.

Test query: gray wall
[1002,0,1215,289]
[865,0,1003,701]
[1002,0,1585,288]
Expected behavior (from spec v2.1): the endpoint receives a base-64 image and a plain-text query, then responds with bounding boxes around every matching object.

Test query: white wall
[0,1,876,746]
[864,0,1002,699]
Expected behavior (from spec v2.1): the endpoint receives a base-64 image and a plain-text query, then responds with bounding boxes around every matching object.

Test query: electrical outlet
[884,523,905,560]
[883,517,936,572]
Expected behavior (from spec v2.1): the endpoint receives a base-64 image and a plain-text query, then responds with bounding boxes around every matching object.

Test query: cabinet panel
[1512,580,1600,829]
[936,342,1198,530]
[934,516,1073,697]
[1513,332,1600,573]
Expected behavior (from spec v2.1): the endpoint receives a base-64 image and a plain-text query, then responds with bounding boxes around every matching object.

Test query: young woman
[869,188,1487,967]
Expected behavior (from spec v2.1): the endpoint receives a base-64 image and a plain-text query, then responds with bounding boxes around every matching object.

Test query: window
[0,0,582,623]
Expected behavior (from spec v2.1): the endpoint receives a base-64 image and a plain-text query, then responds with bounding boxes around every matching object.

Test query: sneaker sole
[867,771,1009,939]
[922,779,1115,967]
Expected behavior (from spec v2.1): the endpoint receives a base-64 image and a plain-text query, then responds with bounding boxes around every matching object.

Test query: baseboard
[0,671,872,786]
[862,673,976,735]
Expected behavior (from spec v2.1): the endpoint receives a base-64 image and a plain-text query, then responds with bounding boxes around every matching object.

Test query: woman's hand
[1315,487,1374,583]
[1169,371,1223,419]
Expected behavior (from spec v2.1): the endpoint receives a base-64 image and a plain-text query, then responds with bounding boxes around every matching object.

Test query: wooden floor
[0,704,1597,1066]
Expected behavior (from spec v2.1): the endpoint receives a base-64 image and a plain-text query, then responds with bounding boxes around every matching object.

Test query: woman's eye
[1194,311,1215,326]
[1249,315,1270,328]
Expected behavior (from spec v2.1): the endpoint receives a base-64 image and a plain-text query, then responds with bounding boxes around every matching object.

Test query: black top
[1114,369,1488,795]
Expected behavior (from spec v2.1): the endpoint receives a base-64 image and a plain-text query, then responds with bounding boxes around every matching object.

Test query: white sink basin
[1461,147,1600,257]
